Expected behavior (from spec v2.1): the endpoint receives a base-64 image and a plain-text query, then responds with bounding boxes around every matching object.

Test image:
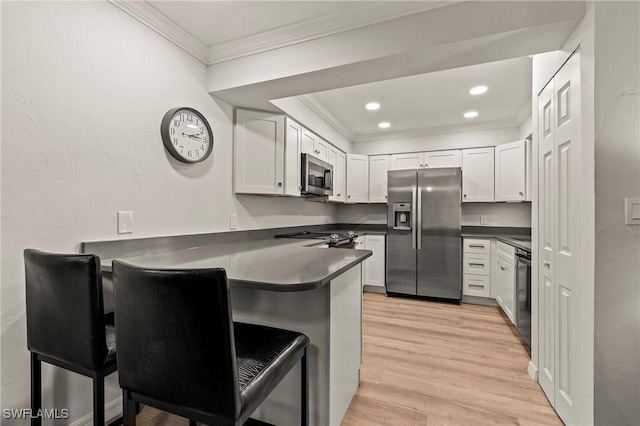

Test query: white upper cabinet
[424,150,462,168]
[389,152,423,170]
[462,147,495,202]
[495,140,529,202]
[389,150,461,170]
[346,154,369,203]
[369,155,390,203]
[328,147,346,203]
[284,118,302,197]
[234,109,284,195]
[301,128,328,161]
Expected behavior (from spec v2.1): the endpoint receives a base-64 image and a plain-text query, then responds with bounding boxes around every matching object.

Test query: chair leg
[30,353,42,426]
[301,348,309,426]
[123,390,137,426]
[93,373,105,426]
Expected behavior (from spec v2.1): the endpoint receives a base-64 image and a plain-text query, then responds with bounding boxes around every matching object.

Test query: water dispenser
[392,202,412,230]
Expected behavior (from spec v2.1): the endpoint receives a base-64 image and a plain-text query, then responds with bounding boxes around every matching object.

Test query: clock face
[161,107,213,163]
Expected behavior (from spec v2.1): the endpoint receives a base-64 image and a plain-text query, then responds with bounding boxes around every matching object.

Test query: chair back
[24,249,107,371]
[112,260,241,422]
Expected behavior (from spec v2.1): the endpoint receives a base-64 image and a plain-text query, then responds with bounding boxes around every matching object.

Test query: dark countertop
[101,238,372,292]
[462,233,531,252]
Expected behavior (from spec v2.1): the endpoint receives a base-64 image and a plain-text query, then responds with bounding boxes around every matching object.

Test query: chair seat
[234,322,309,423]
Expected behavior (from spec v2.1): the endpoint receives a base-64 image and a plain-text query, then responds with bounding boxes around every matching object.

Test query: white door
[538,79,556,404]
[234,109,284,195]
[495,141,526,201]
[462,148,495,202]
[346,154,369,203]
[369,155,389,203]
[537,51,582,425]
[284,118,301,197]
[389,152,423,170]
[494,257,506,310]
[301,127,316,156]
[314,138,329,161]
[502,261,516,324]
[424,150,461,168]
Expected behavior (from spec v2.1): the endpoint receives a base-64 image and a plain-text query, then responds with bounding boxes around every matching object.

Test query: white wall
[518,113,532,140]
[0,2,336,422]
[351,127,520,155]
[338,203,531,228]
[593,2,640,424]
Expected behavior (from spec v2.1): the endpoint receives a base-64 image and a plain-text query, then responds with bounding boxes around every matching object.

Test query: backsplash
[337,202,531,228]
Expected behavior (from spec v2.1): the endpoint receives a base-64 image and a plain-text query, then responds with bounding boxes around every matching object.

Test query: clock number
[173,138,178,145]
[200,145,205,151]
[195,150,200,157]
[173,119,180,127]
[187,113,193,121]
[180,147,183,153]
[170,128,175,135]
[188,150,192,157]
[200,127,204,133]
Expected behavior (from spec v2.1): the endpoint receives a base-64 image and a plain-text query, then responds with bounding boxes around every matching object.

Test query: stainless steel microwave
[301,153,333,196]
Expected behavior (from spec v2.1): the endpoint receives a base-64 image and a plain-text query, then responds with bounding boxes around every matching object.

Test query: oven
[515,247,531,348]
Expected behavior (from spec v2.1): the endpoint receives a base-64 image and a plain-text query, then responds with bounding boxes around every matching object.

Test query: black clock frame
[160,107,214,163]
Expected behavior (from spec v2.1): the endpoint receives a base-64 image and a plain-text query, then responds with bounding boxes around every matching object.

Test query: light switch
[117,211,133,234]
[229,214,238,230]
[625,198,640,225]
[480,215,488,225]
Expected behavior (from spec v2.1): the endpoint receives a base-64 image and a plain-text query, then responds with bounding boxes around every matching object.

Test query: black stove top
[274,231,357,248]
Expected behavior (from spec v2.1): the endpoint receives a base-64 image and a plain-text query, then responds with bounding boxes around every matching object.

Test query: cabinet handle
[501,266,506,271]
[469,284,484,289]
[277,182,282,187]
[337,193,341,196]
[544,261,550,268]
[519,191,524,196]
[385,195,388,199]
[348,195,351,198]
[424,163,428,167]
[469,244,485,248]
[463,194,467,198]
[470,263,485,267]
[419,164,423,167]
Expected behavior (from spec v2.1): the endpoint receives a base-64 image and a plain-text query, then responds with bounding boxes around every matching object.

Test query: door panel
[416,168,461,300]
[386,170,417,295]
[390,153,423,170]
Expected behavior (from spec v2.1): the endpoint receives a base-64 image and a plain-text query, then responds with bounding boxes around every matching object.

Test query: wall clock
[161,107,213,163]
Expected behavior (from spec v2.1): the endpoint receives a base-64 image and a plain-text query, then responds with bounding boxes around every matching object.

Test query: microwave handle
[324,169,333,190]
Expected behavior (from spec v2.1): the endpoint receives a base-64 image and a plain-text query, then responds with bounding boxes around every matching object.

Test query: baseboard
[528,361,538,382]
[363,285,386,294]
[70,397,122,426]
[462,295,499,306]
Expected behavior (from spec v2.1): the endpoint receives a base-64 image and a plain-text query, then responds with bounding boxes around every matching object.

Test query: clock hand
[182,132,203,139]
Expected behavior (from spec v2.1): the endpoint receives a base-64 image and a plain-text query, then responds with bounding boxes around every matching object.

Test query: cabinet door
[328,147,346,203]
[462,147,495,202]
[364,235,386,287]
[234,109,284,195]
[314,138,329,162]
[502,260,516,324]
[284,118,302,196]
[355,236,367,286]
[424,150,461,168]
[495,140,526,201]
[369,155,390,203]
[389,153,424,170]
[301,128,316,156]
[494,257,506,309]
[346,154,369,203]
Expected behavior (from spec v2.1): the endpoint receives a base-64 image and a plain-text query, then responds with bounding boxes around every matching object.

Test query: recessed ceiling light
[378,122,391,129]
[366,102,380,111]
[469,85,488,95]
[464,111,478,119]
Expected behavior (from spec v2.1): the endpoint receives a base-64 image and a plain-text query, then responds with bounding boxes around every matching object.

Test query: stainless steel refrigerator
[386,168,462,301]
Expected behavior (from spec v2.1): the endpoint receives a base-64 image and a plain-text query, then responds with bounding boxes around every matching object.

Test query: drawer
[496,241,515,265]
[463,253,491,276]
[463,274,491,298]
[463,238,491,254]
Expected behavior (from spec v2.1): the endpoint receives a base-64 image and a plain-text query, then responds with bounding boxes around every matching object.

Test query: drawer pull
[469,244,485,248]
[469,263,485,267]
[469,284,484,289]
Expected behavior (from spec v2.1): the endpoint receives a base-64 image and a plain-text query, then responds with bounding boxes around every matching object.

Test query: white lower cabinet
[462,238,491,298]
[363,235,385,288]
[494,241,516,323]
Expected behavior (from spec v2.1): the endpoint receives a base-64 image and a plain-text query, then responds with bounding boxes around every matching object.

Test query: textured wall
[0,2,336,421]
[594,2,640,424]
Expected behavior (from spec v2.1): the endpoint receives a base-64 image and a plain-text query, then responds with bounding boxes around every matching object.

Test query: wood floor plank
[129,292,561,426]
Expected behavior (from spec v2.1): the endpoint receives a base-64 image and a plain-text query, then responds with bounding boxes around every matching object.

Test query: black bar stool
[24,249,120,426]
[112,260,309,426]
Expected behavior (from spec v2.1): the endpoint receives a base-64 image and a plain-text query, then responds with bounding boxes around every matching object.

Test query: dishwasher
[515,247,532,348]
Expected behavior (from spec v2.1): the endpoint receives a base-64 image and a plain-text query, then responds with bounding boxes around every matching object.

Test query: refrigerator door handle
[417,187,422,249]
[411,187,417,249]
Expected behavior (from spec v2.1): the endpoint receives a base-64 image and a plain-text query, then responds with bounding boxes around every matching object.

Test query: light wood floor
[129,293,562,426]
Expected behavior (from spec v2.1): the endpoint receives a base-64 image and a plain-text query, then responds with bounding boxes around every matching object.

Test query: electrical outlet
[229,214,238,230]
[480,215,488,225]
[118,211,133,234]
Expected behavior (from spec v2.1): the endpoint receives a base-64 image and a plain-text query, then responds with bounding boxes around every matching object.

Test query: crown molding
[514,97,533,126]
[297,95,355,141]
[353,119,519,143]
[109,0,208,64]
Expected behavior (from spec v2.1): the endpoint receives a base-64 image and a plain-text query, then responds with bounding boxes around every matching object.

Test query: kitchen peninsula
[84,234,372,426]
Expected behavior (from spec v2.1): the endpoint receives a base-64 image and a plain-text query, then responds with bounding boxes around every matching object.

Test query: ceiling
[129,1,578,141]
[309,57,532,139]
